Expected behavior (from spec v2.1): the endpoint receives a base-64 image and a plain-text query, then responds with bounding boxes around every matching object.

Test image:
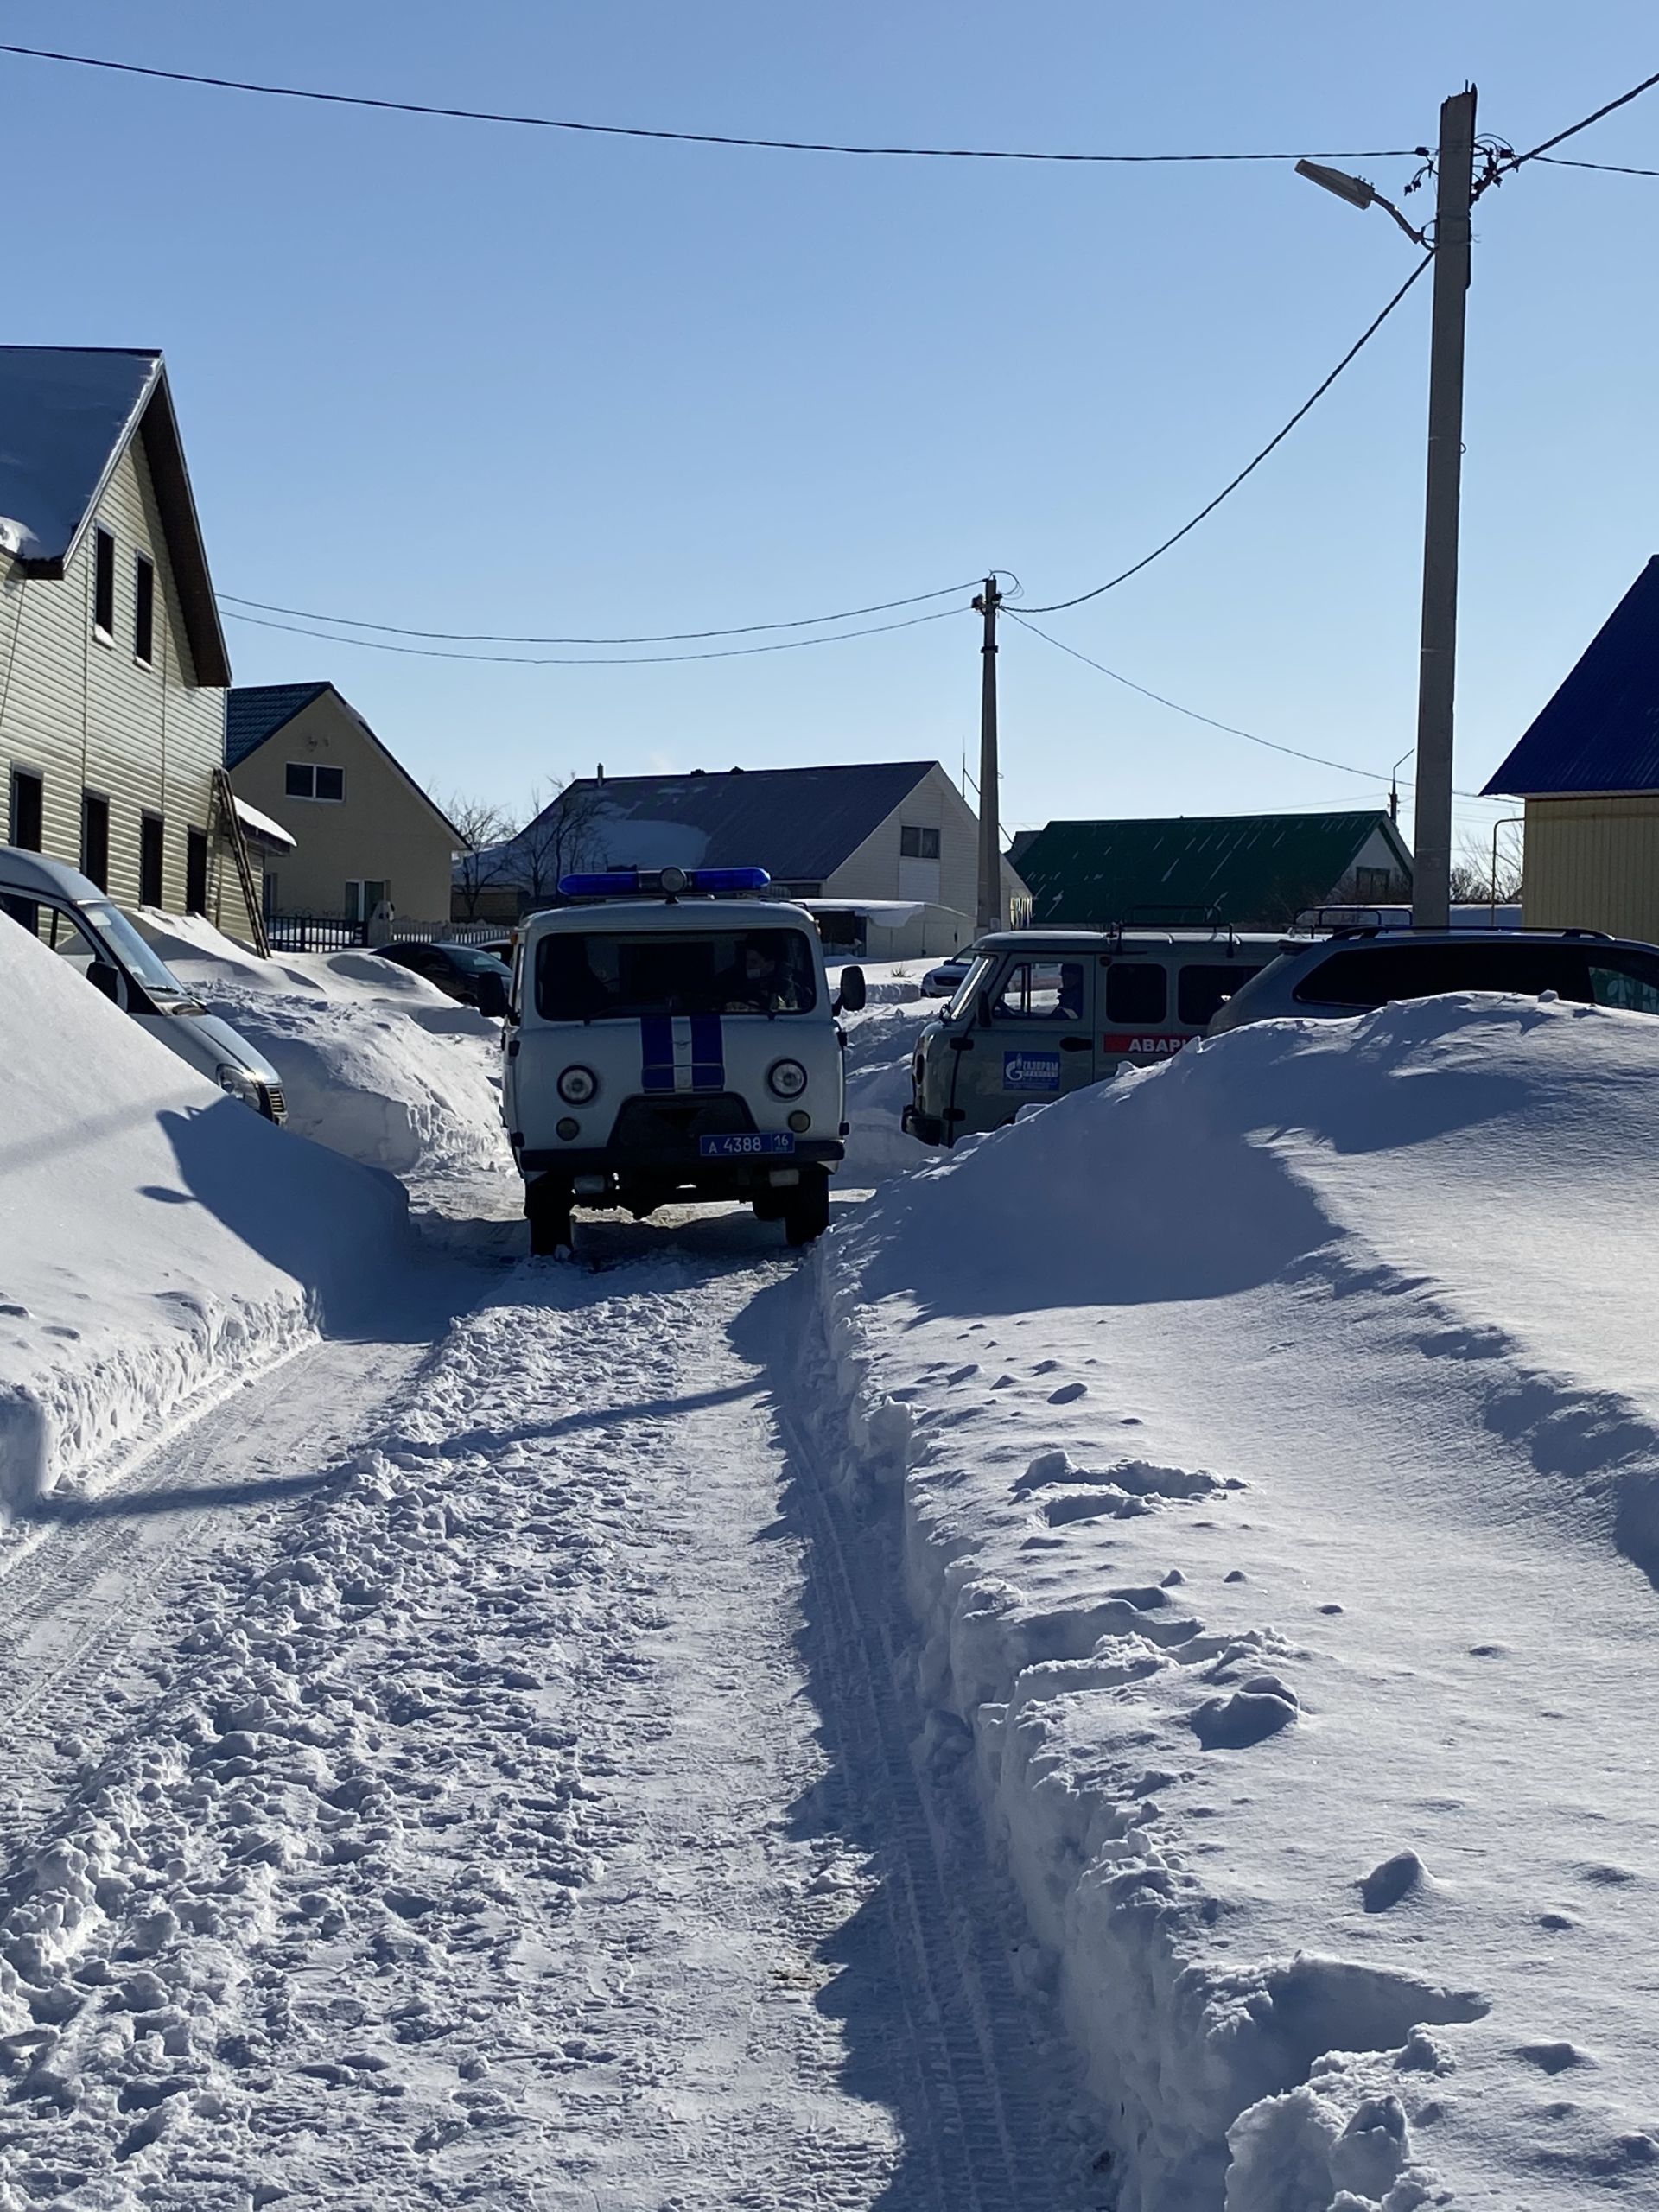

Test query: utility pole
[1411,86,1478,930]
[973,575,1002,934]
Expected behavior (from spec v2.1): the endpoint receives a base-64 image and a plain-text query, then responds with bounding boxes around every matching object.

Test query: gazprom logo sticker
[1004,1049,1061,1092]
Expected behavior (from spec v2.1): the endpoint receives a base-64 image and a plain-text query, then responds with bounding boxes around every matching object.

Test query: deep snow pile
[0,923,410,1523]
[817,995,1659,2210]
[138,913,509,1181]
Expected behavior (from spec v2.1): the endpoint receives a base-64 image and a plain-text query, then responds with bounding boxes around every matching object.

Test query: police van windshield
[537,928,819,1020]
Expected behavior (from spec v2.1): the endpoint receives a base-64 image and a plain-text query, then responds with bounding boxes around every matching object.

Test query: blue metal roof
[497,762,936,887]
[1484,557,1659,796]
[225,683,330,766]
[0,346,157,563]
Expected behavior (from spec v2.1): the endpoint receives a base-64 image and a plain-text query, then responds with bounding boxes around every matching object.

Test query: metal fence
[265,914,506,953]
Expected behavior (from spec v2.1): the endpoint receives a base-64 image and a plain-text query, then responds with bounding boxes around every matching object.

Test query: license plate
[697,1131,796,1158]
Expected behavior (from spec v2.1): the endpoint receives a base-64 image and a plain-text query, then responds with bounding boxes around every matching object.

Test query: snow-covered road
[0,1213,1093,2210]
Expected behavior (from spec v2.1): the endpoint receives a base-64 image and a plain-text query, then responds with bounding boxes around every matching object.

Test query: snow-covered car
[1206,927,1659,1033]
[906,926,1280,1146]
[0,845,287,1119]
[502,865,864,1253]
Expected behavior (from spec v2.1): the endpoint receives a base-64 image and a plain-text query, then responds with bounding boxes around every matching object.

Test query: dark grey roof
[503,761,937,885]
[1484,558,1659,796]
[0,346,231,687]
[226,683,330,766]
[1014,810,1413,928]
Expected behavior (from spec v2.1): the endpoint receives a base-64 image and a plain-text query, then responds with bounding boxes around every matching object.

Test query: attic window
[92,528,116,638]
[285,762,345,802]
[133,555,156,664]
[899,825,940,860]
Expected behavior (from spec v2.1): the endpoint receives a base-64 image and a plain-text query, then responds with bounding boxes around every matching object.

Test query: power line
[1535,152,1659,178]
[1017,252,1433,613]
[215,577,981,645]
[0,43,1420,165]
[1500,65,1659,175]
[1006,609,1505,799]
[219,601,967,664]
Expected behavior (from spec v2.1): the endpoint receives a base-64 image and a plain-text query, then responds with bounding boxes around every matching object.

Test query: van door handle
[1060,1036,1092,1052]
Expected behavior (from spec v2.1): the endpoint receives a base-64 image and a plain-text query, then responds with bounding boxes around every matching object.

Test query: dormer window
[134,554,156,664]
[92,527,116,639]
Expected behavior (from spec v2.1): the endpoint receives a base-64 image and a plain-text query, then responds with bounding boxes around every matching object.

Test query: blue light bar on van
[557,866,772,897]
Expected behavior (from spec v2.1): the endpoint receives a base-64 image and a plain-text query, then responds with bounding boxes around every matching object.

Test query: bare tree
[501,778,609,912]
[1451,821,1524,907]
[446,792,519,920]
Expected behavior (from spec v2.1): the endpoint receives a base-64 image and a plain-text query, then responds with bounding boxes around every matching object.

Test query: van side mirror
[474,971,512,1020]
[836,964,867,1014]
[87,959,121,1003]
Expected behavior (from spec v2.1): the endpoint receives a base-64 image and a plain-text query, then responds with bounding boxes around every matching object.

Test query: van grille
[609,1094,756,1154]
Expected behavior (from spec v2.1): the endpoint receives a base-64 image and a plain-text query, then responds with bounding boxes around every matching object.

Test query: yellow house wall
[0,439,227,918]
[229,690,456,925]
[1521,794,1659,942]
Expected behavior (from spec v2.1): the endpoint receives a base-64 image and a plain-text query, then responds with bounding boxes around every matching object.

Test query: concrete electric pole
[973,575,1002,935]
[1410,86,1477,929]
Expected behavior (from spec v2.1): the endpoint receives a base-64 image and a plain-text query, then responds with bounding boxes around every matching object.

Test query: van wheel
[527,1181,574,1256]
[783,1168,830,1248]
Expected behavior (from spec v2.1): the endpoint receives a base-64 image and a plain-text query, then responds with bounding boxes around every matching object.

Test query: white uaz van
[501,867,862,1253]
[0,846,287,1122]
[906,925,1281,1146]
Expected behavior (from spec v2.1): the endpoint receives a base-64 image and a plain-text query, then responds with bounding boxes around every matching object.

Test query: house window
[285,761,345,802]
[1353,867,1394,902]
[899,824,941,860]
[81,791,111,889]
[139,813,165,907]
[10,769,44,851]
[93,528,116,638]
[346,879,390,923]
[133,554,156,664]
[186,826,209,916]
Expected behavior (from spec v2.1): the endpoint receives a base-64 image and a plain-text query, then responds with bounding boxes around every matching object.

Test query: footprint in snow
[1047,1382,1087,1405]
[1360,1849,1429,1913]
[1517,2041,1595,2075]
[1191,1675,1298,1751]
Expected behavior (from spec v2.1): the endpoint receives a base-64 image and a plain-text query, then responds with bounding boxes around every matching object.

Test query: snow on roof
[233,795,296,851]
[798,899,925,924]
[0,347,158,565]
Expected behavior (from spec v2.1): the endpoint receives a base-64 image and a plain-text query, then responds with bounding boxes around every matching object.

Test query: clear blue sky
[6,3,1656,854]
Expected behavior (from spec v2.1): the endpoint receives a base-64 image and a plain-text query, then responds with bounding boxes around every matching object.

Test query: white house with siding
[0,346,261,938]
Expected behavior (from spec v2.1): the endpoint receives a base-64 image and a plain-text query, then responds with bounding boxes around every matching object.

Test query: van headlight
[767,1058,808,1098]
[557,1065,599,1104]
[216,1063,262,1109]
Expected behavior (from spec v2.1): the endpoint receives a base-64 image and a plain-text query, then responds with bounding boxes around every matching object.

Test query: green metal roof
[1015,811,1413,928]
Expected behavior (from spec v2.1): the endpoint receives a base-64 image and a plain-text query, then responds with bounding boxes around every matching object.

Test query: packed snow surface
[137,912,511,1182]
[0,919,410,1528]
[817,995,1659,2209]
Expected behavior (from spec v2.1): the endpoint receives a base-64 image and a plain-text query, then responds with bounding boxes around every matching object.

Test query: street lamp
[1388,747,1412,826]
[1296,90,1479,932]
[1294,160,1427,246]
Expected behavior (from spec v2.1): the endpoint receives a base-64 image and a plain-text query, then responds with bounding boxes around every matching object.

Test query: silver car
[1207,926,1659,1033]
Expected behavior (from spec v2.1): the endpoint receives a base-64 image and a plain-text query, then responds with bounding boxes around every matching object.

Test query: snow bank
[137,913,510,1180]
[816,995,1659,2209]
[0,922,410,1521]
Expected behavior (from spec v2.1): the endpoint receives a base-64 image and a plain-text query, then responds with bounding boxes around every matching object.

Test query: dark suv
[1206,928,1659,1033]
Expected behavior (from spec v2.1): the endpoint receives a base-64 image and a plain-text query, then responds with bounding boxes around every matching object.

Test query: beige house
[0,346,262,939]
[466,760,1027,957]
[1484,557,1659,942]
[227,683,461,931]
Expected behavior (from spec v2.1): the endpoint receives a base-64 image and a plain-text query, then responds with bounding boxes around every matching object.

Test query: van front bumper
[518,1137,844,1177]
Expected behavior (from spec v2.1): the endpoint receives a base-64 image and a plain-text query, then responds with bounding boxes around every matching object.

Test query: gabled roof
[1015,810,1413,928]
[493,761,938,886]
[225,682,464,845]
[0,346,230,686]
[1484,558,1659,797]
[226,683,330,767]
